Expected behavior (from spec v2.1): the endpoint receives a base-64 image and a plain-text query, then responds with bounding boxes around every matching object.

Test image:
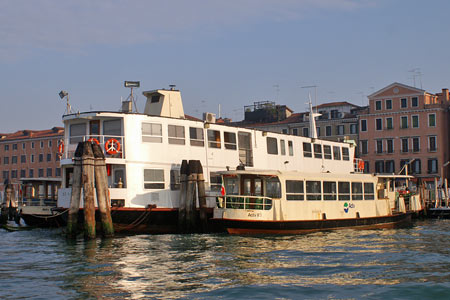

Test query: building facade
[0,127,64,190]
[359,82,450,182]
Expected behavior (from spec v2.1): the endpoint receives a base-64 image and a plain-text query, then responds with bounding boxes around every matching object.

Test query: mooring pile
[178,159,208,233]
[66,141,114,239]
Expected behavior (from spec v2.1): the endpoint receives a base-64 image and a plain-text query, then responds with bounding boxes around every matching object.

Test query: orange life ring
[88,138,100,145]
[358,160,365,171]
[105,138,121,155]
[57,140,64,156]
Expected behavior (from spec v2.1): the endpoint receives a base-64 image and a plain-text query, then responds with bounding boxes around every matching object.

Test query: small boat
[212,170,414,234]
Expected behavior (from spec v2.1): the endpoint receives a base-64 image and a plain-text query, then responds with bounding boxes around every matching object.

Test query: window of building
[386,99,392,110]
[30,154,34,163]
[48,140,52,148]
[324,145,332,159]
[2,171,9,180]
[31,142,34,149]
[144,169,165,189]
[11,170,17,179]
[364,161,370,173]
[428,136,437,152]
[47,153,52,162]
[376,140,383,154]
[39,154,43,162]
[323,181,337,200]
[282,129,287,134]
[302,127,309,137]
[4,145,9,151]
[385,160,395,173]
[412,137,420,152]
[20,169,26,178]
[21,155,26,163]
[3,157,9,164]
[411,159,421,174]
[12,144,17,150]
[22,143,25,150]
[303,142,312,158]
[399,159,410,175]
[412,115,419,128]
[375,100,382,110]
[69,123,86,144]
[47,168,52,177]
[286,180,304,200]
[386,117,393,130]
[266,137,278,155]
[326,126,332,136]
[401,138,409,153]
[306,181,321,200]
[387,139,394,154]
[375,118,382,131]
[40,141,44,148]
[401,116,408,129]
[333,146,341,160]
[352,182,363,200]
[12,156,17,164]
[288,141,293,156]
[313,144,322,159]
[342,147,350,161]
[360,140,368,155]
[411,97,418,107]
[350,124,357,134]
[207,130,221,148]
[142,123,162,143]
[336,125,345,135]
[375,161,384,173]
[338,182,350,201]
[55,168,61,177]
[364,183,375,200]
[360,120,367,132]
[428,113,436,127]
[316,127,321,137]
[168,125,185,145]
[401,98,407,108]
[428,159,438,174]
[189,127,204,147]
[224,132,237,150]
[280,139,286,155]
[238,132,253,166]
[292,128,298,136]
[38,168,44,177]
[29,169,34,178]
[170,169,180,190]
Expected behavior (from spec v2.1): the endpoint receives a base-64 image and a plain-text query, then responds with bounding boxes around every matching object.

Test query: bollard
[82,142,96,239]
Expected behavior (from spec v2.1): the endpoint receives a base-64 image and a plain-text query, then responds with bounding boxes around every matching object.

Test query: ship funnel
[143,88,185,119]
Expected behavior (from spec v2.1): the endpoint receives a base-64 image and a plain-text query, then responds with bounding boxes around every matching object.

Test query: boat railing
[353,158,364,173]
[216,195,273,210]
[19,198,58,207]
[63,135,125,159]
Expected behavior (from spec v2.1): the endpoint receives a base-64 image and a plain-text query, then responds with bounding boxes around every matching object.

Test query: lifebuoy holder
[105,138,121,155]
[88,137,100,145]
[57,140,64,156]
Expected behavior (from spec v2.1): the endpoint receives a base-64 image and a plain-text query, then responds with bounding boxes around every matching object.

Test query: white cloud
[0,0,372,61]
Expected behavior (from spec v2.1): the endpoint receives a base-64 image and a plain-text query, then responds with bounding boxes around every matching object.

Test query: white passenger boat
[54,85,403,233]
[212,170,413,234]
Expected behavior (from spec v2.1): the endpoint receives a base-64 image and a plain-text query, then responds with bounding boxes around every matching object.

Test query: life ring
[358,160,365,171]
[57,140,64,156]
[88,138,100,145]
[105,138,121,155]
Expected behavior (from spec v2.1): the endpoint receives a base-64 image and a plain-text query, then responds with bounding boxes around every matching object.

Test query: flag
[221,181,225,196]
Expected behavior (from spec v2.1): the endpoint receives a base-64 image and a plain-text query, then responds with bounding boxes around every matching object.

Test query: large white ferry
[54,86,381,233]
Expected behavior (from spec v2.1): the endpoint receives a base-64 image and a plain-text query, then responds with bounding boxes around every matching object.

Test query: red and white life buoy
[57,140,64,156]
[105,138,121,155]
[88,137,100,145]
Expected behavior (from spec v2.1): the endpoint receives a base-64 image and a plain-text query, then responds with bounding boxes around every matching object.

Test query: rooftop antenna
[357,91,365,106]
[408,68,423,88]
[301,85,318,112]
[169,84,176,90]
[218,104,221,119]
[59,90,71,114]
[273,84,280,103]
[124,81,140,112]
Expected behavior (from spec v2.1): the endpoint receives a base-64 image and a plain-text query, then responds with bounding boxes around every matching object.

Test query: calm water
[1,220,450,299]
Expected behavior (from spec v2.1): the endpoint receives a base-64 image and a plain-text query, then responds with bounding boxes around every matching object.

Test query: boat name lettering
[247,212,262,218]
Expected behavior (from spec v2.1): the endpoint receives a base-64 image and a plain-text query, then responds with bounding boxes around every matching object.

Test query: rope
[26,208,69,219]
[112,207,153,231]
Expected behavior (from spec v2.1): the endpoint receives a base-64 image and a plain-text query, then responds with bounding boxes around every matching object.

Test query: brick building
[359,82,450,182]
[0,127,64,191]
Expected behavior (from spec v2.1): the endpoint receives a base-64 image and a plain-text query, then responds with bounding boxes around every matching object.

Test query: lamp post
[398,158,416,188]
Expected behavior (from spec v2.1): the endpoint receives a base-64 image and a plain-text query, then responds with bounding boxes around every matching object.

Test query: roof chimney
[442,88,449,102]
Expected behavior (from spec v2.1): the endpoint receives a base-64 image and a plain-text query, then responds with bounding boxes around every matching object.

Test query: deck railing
[63,135,125,159]
[216,195,273,210]
[19,198,58,207]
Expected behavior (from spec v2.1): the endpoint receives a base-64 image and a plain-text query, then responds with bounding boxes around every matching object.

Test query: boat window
[288,141,293,156]
[314,144,322,159]
[306,181,321,200]
[265,177,281,198]
[224,176,239,195]
[267,137,278,154]
[351,182,363,200]
[69,123,86,144]
[151,95,160,103]
[142,123,162,143]
[303,142,312,158]
[238,132,253,167]
[143,169,165,189]
[323,181,337,200]
[280,139,286,155]
[168,125,185,145]
[324,145,332,160]
[170,169,180,190]
[103,119,122,136]
[189,127,204,147]
[224,132,237,150]
[243,178,251,195]
[209,172,222,192]
[338,181,350,201]
[286,180,304,200]
[364,182,375,200]
[342,147,350,161]
[333,146,341,160]
[207,130,221,148]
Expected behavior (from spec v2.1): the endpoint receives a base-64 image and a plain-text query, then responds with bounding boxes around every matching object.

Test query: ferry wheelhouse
[56,87,365,233]
[212,170,415,234]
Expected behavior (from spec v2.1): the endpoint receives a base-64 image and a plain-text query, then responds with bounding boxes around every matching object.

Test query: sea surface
[1,220,450,300]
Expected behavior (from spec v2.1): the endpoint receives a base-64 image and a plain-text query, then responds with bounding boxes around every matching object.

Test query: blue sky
[1,0,450,132]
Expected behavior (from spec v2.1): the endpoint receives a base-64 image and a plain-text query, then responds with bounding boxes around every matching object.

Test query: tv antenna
[408,68,423,89]
[273,84,280,102]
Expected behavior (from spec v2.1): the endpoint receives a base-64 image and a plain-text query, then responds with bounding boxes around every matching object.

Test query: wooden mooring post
[93,143,114,237]
[66,143,83,238]
[186,160,198,232]
[196,160,208,232]
[82,141,96,239]
[178,160,188,232]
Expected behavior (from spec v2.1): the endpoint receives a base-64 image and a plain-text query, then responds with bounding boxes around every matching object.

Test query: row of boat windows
[142,168,222,191]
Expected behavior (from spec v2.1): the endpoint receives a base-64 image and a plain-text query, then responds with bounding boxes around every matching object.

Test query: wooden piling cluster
[66,141,114,239]
[177,160,208,233]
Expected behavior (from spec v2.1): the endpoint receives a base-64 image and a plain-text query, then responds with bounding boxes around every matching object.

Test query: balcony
[62,135,125,160]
